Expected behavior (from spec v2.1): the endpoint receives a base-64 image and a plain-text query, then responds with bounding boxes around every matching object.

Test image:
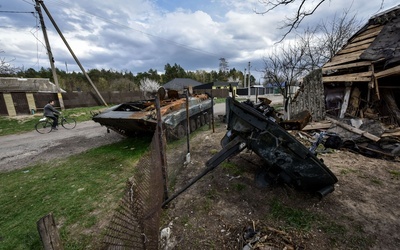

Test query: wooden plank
[323,75,371,82]
[326,117,380,142]
[351,27,382,43]
[322,71,372,82]
[37,213,64,250]
[330,50,363,63]
[302,121,332,131]
[381,128,400,137]
[340,85,352,118]
[337,43,370,55]
[322,61,371,72]
[355,25,382,37]
[343,37,375,50]
[375,64,400,79]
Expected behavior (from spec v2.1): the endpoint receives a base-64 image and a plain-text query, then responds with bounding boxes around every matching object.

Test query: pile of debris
[239,221,305,250]
[298,116,400,160]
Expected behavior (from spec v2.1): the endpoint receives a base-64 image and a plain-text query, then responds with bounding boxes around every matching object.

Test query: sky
[1,0,399,82]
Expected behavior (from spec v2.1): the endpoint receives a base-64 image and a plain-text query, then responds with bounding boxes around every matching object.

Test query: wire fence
[102,99,167,249]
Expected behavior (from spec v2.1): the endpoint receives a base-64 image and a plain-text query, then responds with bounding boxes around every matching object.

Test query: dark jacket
[44,103,60,117]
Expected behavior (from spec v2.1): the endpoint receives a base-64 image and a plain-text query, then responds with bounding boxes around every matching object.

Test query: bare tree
[317,10,360,61]
[256,0,385,40]
[263,41,307,97]
[262,8,359,118]
[0,50,18,76]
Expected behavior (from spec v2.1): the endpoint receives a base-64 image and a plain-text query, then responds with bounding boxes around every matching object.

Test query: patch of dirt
[163,120,400,249]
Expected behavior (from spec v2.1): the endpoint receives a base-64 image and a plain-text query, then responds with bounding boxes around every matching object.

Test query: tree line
[0,60,251,92]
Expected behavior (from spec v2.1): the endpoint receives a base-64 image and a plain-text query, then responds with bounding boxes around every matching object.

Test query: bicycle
[35,115,77,134]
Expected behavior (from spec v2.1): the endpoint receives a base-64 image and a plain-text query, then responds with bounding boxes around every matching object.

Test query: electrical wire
[0,11,35,14]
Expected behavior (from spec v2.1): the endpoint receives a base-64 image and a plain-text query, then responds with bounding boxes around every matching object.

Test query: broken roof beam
[326,117,381,142]
[326,50,363,65]
[374,64,400,79]
[322,71,372,82]
[337,43,370,55]
[322,61,372,73]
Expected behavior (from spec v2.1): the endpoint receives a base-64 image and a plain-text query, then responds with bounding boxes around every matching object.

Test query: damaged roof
[360,5,400,65]
[322,4,400,82]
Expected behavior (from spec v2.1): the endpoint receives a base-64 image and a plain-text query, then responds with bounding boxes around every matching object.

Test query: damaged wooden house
[289,5,400,159]
[322,5,400,128]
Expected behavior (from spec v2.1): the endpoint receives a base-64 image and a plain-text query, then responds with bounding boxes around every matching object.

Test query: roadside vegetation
[0,106,106,136]
[0,136,151,249]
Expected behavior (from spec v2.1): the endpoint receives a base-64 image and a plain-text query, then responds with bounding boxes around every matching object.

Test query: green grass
[213,98,226,104]
[221,161,244,176]
[0,136,151,249]
[388,170,400,179]
[268,199,317,231]
[0,106,106,136]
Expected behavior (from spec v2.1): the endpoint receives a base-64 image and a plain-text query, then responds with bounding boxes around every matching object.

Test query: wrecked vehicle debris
[163,97,338,207]
[92,90,212,141]
[222,97,338,197]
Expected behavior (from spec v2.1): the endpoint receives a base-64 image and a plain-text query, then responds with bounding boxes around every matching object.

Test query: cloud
[1,0,399,81]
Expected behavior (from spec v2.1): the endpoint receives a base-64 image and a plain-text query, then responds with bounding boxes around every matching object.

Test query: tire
[61,117,76,129]
[196,115,202,128]
[35,121,53,134]
[200,113,206,126]
[190,118,197,133]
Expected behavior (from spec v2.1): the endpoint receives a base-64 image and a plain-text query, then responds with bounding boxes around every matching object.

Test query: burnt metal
[279,110,312,130]
[224,97,338,197]
[163,97,338,207]
[92,92,212,141]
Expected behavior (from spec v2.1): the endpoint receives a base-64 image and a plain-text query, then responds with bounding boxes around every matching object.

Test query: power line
[0,11,35,14]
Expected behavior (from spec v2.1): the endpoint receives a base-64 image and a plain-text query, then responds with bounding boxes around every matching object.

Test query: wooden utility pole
[35,0,108,107]
[247,62,251,100]
[35,0,65,110]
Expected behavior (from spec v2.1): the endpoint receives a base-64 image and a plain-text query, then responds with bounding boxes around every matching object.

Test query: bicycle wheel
[35,121,53,134]
[61,117,76,129]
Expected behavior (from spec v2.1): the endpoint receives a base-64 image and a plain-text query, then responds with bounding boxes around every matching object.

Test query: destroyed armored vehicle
[92,92,212,141]
[220,97,338,197]
[163,97,338,206]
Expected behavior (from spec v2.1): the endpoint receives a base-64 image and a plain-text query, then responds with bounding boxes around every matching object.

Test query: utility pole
[35,0,65,110]
[247,62,251,100]
[35,0,108,107]
[243,68,247,88]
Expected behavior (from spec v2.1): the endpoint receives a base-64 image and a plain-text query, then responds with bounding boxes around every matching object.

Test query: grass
[0,106,106,136]
[0,136,151,249]
[268,199,317,231]
[267,199,374,249]
[221,161,244,176]
[388,170,400,179]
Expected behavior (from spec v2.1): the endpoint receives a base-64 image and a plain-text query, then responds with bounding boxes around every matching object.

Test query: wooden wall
[289,69,326,121]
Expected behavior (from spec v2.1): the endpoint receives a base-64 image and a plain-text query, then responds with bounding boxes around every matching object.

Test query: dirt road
[0,121,124,172]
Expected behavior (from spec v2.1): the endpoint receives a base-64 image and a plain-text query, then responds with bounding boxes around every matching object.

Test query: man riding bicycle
[43,100,61,130]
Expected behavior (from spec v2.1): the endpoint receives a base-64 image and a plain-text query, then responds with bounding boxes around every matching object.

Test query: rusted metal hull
[92,95,212,139]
